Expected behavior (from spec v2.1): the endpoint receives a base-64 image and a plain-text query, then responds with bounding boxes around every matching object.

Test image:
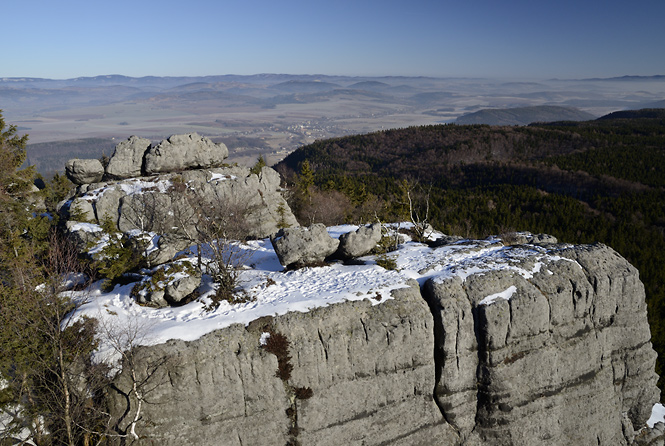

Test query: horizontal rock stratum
[104,235,663,445]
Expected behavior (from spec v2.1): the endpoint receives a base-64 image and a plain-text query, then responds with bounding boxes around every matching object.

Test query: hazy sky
[3,0,664,79]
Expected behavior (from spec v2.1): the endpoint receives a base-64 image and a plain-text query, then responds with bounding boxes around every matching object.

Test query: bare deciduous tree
[398,179,433,241]
[97,315,169,444]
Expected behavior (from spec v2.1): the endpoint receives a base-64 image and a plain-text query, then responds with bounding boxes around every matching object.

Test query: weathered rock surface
[336,223,382,259]
[110,281,456,445]
[105,135,151,179]
[108,241,662,445]
[143,271,201,308]
[271,223,340,268]
[65,220,103,251]
[62,132,299,267]
[66,133,229,182]
[144,133,228,174]
[65,158,104,185]
[424,243,660,445]
[63,165,298,264]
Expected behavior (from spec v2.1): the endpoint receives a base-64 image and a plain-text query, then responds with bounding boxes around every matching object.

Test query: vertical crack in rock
[360,318,370,343]
[194,360,202,387]
[317,328,329,361]
[420,280,463,438]
[237,361,249,417]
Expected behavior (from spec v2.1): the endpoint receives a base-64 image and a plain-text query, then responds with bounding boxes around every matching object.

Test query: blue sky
[3,0,664,79]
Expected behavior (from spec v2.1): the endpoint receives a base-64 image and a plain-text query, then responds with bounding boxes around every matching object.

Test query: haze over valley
[2,73,663,175]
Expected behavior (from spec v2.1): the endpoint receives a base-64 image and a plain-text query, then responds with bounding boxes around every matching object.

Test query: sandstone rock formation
[336,223,382,259]
[65,158,104,185]
[424,243,659,445]
[61,133,299,266]
[271,223,340,268]
[109,281,455,445]
[144,133,229,174]
[63,166,297,263]
[105,135,151,179]
[65,133,229,183]
[107,240,663,445]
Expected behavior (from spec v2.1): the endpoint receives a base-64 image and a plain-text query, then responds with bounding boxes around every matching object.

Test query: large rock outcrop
[63,165,297,248]
[144,133,229,174]
[424,243,660,445]
[105,135,151,179]
[109,282,454,445]
[66,133,229,184]
[61,133,299,266]
[107,241,663,445]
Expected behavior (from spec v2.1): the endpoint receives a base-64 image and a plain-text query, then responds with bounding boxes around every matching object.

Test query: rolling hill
[455,105,596,125]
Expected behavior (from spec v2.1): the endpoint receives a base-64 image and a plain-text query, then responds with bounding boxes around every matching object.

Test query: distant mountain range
[4,73,663,173]
[456,105,596,126]
[578,75,665,82]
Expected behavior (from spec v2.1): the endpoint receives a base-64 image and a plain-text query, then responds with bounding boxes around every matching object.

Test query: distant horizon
[2,1,663,80]
[3,72,665,83]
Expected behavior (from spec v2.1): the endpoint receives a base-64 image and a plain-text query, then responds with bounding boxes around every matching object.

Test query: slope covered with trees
[275,109,665,388]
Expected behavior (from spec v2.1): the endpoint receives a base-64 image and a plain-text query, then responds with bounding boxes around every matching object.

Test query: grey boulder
[65,158,104,185]
[65,220,103,251]
[336,223,382,259]
[68,197,96,222]
[105,135,151,179]
[144,133,229,175]
[164,272,201,305]
[271,224,340,268]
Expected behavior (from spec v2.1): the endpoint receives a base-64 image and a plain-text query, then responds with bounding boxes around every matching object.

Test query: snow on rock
[479,285,517,306]
[648,403,665,428]
[208,172,236,183]
[71,225,579,364]
[69,222,103,233]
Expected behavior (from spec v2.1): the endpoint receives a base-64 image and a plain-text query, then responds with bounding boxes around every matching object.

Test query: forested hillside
[275,109,665,387]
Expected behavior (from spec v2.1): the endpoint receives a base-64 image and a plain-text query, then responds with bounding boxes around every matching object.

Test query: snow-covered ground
[71,225,575,365]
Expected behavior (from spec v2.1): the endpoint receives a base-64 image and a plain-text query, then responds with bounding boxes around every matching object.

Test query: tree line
[276,109,665,389]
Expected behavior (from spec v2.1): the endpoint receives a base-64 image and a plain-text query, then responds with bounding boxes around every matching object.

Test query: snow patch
[479,285,517,306]
[648,403,665,428]
[69,222,103,233]
[209,172,236,183]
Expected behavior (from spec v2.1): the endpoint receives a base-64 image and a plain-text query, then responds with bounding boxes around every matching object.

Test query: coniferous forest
[275,109,665,388]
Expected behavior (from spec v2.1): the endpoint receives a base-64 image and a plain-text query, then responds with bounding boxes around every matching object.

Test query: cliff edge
[104,236,662,445]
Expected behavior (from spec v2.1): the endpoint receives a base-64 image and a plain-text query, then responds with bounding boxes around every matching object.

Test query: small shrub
[375,254,397,270]
[250,155,267,175]
[94,218,145,290]
[294,386,313,400]
[276,201,292,229]
[207,288,255,310]
[263,331,293,381]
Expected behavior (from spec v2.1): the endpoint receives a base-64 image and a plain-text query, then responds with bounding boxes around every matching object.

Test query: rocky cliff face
[425,243,660,445]
[108,240,663,445]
